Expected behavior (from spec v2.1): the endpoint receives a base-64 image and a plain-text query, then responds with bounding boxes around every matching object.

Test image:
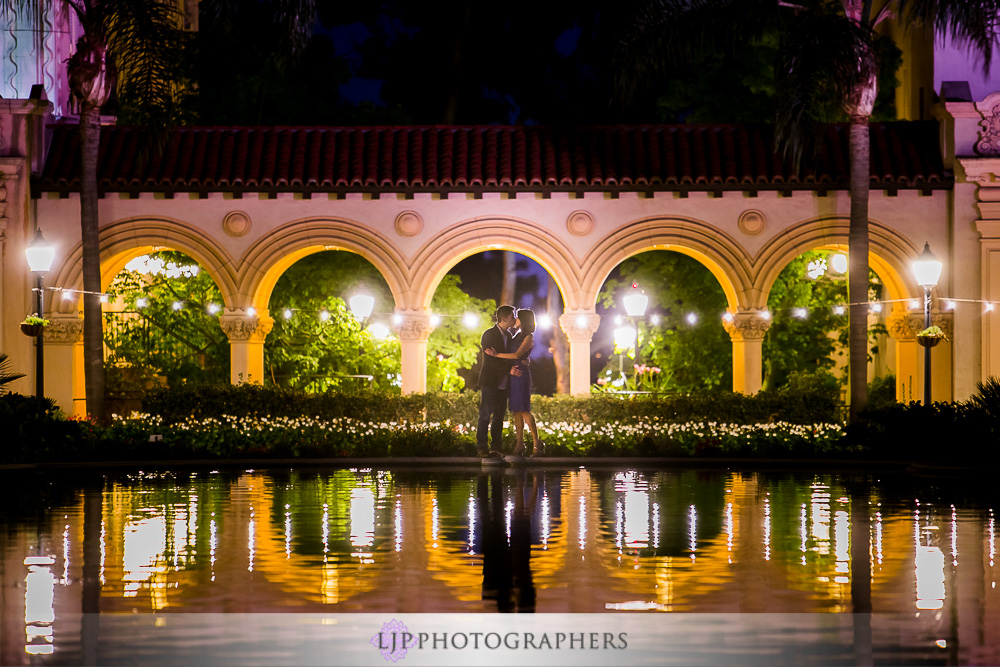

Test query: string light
[986,303,995,313]
[283,309,293,320]
[944,301,956,311]
[909,299,921,310]
[207,303,220,315]
[614,315,623,325]
[462,312,479,328]
[319,310,330,322]
[650,314,661,326]
[392,314,403,326]
[247,307,257,317]
[870,302,882,313]
[430,314,441,327]
[686,313,698,325]
[793,307,807,319]
[722,312,734,323]
[136,298,149,308]
[833,305,845,315]
[537,314,552,329]
[761,310,771,320]
[172,301,183,311]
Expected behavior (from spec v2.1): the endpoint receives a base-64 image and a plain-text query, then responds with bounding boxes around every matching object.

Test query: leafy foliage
[105,251,229,386]
[0,353,25,389]
[427,274,496,391]
[598,251,731,392]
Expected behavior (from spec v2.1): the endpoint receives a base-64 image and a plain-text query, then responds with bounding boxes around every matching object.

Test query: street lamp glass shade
[830,253,848,274]
[614,326,636,349]
[25,230,55,272]
[622,282,648,317]
[912,243,942,287]
[349,293,375,320]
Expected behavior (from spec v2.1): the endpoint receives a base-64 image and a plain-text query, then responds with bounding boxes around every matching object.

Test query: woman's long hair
[516,309,536,334]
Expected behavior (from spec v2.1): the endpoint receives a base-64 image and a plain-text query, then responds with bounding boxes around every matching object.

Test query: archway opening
[433,250,568,394]
[762,247,898,404]
[593,250,732,392]
[264,250,399,392]
[104,249,230,389]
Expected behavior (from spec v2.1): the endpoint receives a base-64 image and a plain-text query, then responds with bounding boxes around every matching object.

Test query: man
[477,305,520,457]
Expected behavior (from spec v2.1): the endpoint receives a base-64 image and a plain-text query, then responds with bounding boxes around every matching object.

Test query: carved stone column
[722,310,771,394]
[41,315,86,415]
[395,312,433,395]
[559,310,601,395]
[220,308,274,385]
[962,158,1000,386]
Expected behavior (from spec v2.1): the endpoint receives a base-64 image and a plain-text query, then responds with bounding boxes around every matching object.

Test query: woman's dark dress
[508,331,532,412]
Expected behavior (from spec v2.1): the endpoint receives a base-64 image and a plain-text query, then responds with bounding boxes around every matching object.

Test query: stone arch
[408,216,582,312]
[239,217,409,313]
[752,217,920,310]
[578,217,753,312]
[49,217,239,314]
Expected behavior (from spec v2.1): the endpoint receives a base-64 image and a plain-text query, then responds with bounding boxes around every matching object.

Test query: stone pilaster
[220,308,273,384]
[395,311,433,394]
[559,310,601,395]
[722,310,771,394]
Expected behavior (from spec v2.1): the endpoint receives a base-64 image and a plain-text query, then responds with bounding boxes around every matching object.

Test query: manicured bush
[0,392,87,463]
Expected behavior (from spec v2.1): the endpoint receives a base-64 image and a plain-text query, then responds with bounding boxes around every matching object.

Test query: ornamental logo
[370,619,417,662]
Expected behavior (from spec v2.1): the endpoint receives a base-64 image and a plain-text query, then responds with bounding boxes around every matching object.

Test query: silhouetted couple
[476,305,544,458]
[478,468,538,612]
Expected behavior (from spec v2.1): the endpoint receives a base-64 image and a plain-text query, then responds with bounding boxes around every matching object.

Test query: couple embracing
[476,305,544,459]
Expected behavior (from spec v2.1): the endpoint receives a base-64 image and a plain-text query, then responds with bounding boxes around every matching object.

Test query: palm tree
[616,0,1000,422]
[3,0,314,421]
[0,353,27,390]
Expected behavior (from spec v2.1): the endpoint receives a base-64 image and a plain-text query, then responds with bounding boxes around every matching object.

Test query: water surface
[2,465,997,664]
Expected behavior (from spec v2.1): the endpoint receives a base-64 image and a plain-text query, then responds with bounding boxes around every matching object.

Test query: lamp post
[622,282,648,380]
[25,229,55,398]
[912,243,942,406]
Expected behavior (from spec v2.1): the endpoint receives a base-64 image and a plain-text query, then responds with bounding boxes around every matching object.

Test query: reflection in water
[2,468,999,664]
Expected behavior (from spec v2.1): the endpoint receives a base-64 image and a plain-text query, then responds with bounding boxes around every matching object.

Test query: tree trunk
[501,251,517,306]
[547,275,569,393]
[80,103,106,422]
[848,115,870,423]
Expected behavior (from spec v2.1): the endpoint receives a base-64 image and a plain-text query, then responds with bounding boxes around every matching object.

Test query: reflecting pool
[1,466,997,664]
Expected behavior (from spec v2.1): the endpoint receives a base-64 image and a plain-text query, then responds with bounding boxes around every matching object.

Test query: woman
[485,308,544,457]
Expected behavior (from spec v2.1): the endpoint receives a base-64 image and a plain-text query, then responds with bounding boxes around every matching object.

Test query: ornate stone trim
[721,310,771,341]
[566,210,595,237]
[737,209,766,236]
[395,313,433,341]
[43,316,84,344]
[887,311,954,341]
[222,210,252,237]
[394,211,423,237]
[976,97,1000,156]
[559,311,601,341]
[220,309,273,342]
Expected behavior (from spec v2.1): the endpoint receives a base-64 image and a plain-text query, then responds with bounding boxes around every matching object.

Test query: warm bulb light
[537,314,552,329]
[793,307,807,319]
[172,301,183,311]
[462,312,479,328]
[686,313,697,325]
[283,309,293,319]
[247,307,257,317]
[430,314,441,327]
[319,310,330,322]
[207,303,220,315]
[830,253,848,274]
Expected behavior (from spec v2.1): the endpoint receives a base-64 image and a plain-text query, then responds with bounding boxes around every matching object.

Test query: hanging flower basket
[916,326,945,348]
[20,315,48,337]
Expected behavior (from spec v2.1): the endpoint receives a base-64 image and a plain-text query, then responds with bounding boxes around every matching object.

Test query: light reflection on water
[1,467,998,662]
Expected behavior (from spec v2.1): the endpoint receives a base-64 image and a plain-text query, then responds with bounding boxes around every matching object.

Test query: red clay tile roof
[34,122,951,196]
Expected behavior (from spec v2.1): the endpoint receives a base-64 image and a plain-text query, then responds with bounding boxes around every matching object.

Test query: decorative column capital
[559,310,601,342]
[722,310,772,342]
[395,312,433,342]
[43,316,84,344]
[220,308,273,342]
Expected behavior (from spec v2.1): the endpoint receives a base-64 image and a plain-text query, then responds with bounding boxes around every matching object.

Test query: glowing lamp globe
[912,243,942,288]
[830,253,848,274]
[25,230,55,273]
[622,282,648,317]
[614,326,636,349]
[349,293,375,320]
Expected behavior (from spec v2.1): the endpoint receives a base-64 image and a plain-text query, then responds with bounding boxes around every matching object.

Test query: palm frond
[775,9,878,168]
[899,0,1000,71]
[0,353,26,390]
[103,0,186,130]
[614,0,788,108]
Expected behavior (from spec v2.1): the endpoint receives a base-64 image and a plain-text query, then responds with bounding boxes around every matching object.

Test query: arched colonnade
[40,212,932,414]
